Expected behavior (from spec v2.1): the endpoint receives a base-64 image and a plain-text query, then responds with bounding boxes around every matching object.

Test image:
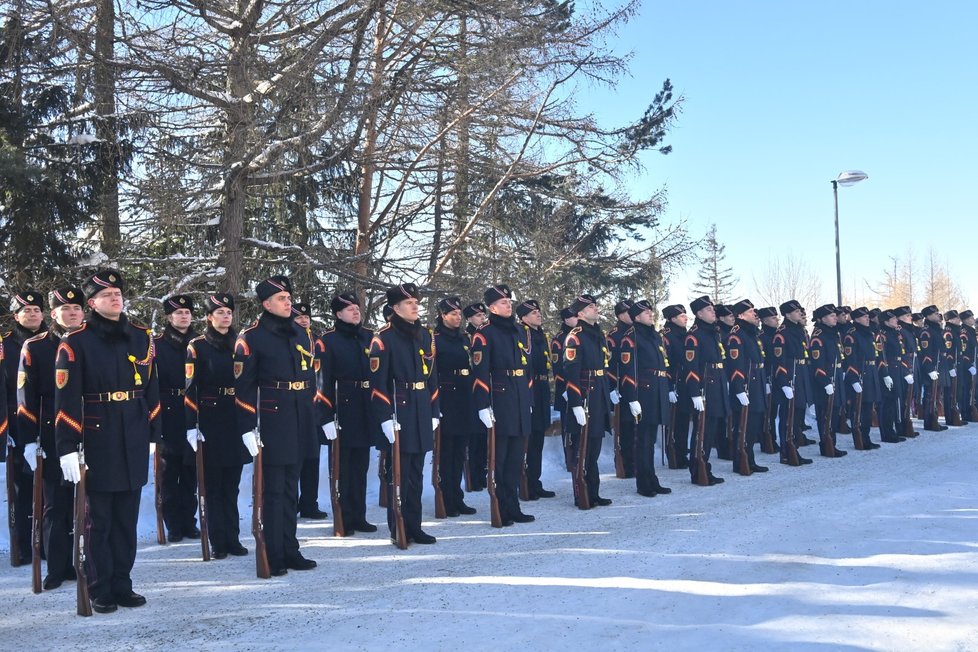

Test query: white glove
[242,430,260,457]
[609,390,620,405]
[851,382,863,394]
[668,391,677,403]
[782,386,794,400]
[381,419,399,444]
[572,406,587,425]
[432,417,440,431]
[187,428,203,452]
[949,368,957,378]
[824,384,835,396]
[765,383,772,396]
[322,421,337,441]
[24,442,44,472]
[561,391,568,401]
[736,392,749,406]
[883,376,893,390]
[970,366,977,376]
[478,408,495,429]
[628,401,642,417]
[928,371,939,381]
[691,396,704,411]
[60,452,81,484]
[6,434,14,448]
[904,374,914,385]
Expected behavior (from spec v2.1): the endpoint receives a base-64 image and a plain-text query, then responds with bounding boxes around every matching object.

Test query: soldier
[716,304,736,341]
[368,283,440,544]
[463,301,488,492]
[619,299,672,496]
[471,285,535,522]
[660,305,689,468]
[5,289,48,564]
[809,304,847,457]
[606,299,634,477]
[292,302,327,520]
[684,296,729,484]
[893,306,919,437]
[432,297,477,516]
[319,292,381,532]
[55,269,161,612]
[757,306,780,452]
[550,307,578,470]
[562,294,614,504]
[725,299,770,472]
[842,307,883,449]
[943,310,965,426]
[184,293,251,558]
[878,310,907,443]
[771,300,814,465]
[155,295,199,542]
[918,305,946,431]
[959,310,977,420]
[234,275,319,573]
[17,286,85,588]
[517,299,556,499]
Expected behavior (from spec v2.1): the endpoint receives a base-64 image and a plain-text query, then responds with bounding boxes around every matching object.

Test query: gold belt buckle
[594,369,604,376]
[361,381,371,388]
[458,369,470,376]
[224,388,236,396]
[289,381,306,390]
[414,381,426,390]
[513,369,524,377]
[110,391,128,402]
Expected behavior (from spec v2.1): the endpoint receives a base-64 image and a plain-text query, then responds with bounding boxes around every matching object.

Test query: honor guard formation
[3,270,977,614]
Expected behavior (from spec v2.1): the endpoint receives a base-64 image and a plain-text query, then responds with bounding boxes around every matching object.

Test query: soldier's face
[739,309,758,326]
[949,317,961,326]
[208,307,233,332]
[336,304,361,325]
[898,314,912,325]
[634,310,654,326]
[617,312,632,324]
[490,298,513,319]
[966,317,976,327]
[393,297,419,322]
[14,305,44,331]
[263,291,293,318]
[468,312,486,328]
[696,306,715,324]
[671,313,688,328]
[168,308,193,332]
[821,313,838,327]
[720,314,736,326]
[521,309,543,328]
[855,315,871,327]
[563,316,578,328]
[52,304,84,329]
[786,309,805,325]
[926,313,942,325]
[294,315,311,329]
[89,288,124,320]
[442,309,462,329]
[885,317,898,329]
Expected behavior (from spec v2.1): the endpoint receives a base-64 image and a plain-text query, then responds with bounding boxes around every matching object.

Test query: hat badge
[179,298,186,304]
[67,291,75,298]
[26,294,34,301]
[108,274,116,282]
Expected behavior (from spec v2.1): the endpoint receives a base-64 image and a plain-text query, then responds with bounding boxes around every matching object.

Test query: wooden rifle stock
[31,438,43,593]
[432,424,446,519]
[613,402,625,478]
[194,441,211,561]
[389,390,408,549]
[486,423,503,527]
[73,448,91,616]
[692,394,709,486]
[574,412,591,509]
[329,426,345,537]
[252,445,271,578]
[153,445,165,545]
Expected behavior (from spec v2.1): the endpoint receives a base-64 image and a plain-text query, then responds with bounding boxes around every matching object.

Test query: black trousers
[688,414,720,477]
[298,446,322,514]
[669,407,691,466]
[204,463,243,553]
[880,388,899,439]
[922,378,941,426]
[42,478,74,580]
[730,406,760,467]
[384,450,424,537]
[958,370,974,418]
[438,434,468,512]
[86,489,140,600]
[848,396,875,446]
[161,452,197,535]
[262,462,301,570]
[634,416,661,493]
[8,451,33,560]
[617,409,636,476]
[468,424,488,490]
[777,398,807,449]
[572,430,604,501]
[525,427,545,493]
[493,434,528,518]
[336,444,370,526]
[813,390,842,451]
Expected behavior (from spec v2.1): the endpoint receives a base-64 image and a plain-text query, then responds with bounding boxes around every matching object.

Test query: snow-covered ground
[2,423,977,651]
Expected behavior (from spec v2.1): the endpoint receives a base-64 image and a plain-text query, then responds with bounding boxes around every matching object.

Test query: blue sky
[588,1,978,308]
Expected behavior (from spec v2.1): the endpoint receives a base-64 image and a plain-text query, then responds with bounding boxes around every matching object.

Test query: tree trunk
[94,0,119,257]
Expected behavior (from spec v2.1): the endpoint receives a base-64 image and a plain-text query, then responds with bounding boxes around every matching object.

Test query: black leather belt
[85,390,144,403]
[448,369,471,376]
[641,369,669,377]
[165,388,185,397]
[261,381,311,391]
[494,369,525,377]
[394,381,427,390]
[203,386,235,396]
[338,379,370,388]
[535,374,549,381]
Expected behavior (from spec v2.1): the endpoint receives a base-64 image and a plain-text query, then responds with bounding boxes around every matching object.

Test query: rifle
[252,391,270,578]
[518,435,530,502]
[330,402,346,536]
[735,363,752,475]
[782,362,801,465]
[664,403,677,469]
[195,437,210,561]
[377,451,389,508]
[837,372,852,434]
[432,423,446,519]
[851,383,866,450]
[390,388,408,549]
[562,412,574,472]
[760,389,776,453]
[691,390,709,485]
[949,372,964,426]
[32,426,44,592]
[820,381,837,457]
[153,444,165,545]
[462,446,472,493]
[6,447,22,566]
[73,446,91,617]
[573,382,591,510]
[486,373,503,527]
[613,401,625,478]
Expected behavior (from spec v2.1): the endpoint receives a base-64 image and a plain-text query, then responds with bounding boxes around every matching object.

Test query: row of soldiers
[3,270,975,614]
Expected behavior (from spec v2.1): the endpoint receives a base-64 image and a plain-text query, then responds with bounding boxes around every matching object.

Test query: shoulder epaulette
[376,322,392,334]
[24,331,48,345]
[63,324,87,338]
[240,322,260,335]
[569,326,583,335]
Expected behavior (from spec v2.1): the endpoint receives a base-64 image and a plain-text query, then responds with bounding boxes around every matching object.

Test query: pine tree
[691,224,738,305]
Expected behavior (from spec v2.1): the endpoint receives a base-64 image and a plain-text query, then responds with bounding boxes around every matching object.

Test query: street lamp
[832,170,869,306]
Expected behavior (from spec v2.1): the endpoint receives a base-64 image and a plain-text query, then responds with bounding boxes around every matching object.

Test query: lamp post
[832,170,869,306]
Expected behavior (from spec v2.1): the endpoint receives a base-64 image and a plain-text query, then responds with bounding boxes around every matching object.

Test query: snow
[65,134,101,145]
[2,424,978,650]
